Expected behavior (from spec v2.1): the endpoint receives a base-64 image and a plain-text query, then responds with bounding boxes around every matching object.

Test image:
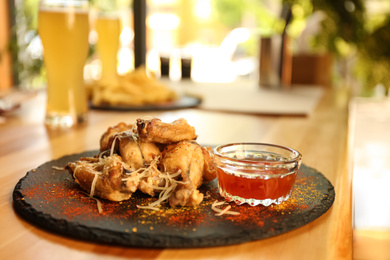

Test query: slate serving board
[13,151,335,248]
[90,95,201,111]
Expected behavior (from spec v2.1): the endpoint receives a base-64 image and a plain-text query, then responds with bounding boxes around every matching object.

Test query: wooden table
[0,88,352,259]
[350,97,390,259]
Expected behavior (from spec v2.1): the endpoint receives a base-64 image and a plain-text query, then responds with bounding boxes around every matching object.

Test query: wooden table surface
[0,88,352,260]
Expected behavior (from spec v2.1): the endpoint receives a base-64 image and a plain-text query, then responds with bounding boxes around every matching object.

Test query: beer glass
[95,12,121,83]
[39,0,90,127]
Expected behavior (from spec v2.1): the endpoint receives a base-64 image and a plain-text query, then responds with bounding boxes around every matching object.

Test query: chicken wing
[119,137,164,197]
[136,118,197,144]
[67,155,138,201]
[201,146,217,183]
[160,141,205,207]
[100,122,134,151]
[137,164,166,197]
[119,137,160,170]
[67,117,218,209]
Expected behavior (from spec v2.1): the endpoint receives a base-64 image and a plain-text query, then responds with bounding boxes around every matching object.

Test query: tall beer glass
[39,0,90,127]
[95,13,121,83]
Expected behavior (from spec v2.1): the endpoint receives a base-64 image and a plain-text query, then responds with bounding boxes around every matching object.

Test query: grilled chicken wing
[67,117,217,209]
[136,118,197,143]
[119,137,160,170]
[100,122,133,151]
[201,146,217,183]
[160,141,205,207]
[67,155,138,201]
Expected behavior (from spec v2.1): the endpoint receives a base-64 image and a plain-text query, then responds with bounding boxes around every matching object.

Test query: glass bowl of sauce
[213,143,302,206]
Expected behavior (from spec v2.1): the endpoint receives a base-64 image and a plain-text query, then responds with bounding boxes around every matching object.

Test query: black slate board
[13,151,335,248]
[90,95,201,111]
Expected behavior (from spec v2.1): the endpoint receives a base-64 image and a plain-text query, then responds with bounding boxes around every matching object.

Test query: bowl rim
[213,142,302,166]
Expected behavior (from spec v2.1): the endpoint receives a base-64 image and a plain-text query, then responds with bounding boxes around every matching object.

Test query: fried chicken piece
[201,146,217,183]
[160,141,205,207]
[136,118,197,144]
[69,117,218,209]
[161,141,204,187]
[138,165,166,197]
[118,137,164,197]
[67,155,138,201]
[169,188,204,207]
[100,122,133,151]
[119,137,160,170]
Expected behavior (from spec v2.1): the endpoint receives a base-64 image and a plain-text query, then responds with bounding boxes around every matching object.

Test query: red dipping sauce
[213,143,302,206]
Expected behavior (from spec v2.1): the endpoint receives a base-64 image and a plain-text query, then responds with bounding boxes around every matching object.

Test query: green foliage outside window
[285,0,390,95]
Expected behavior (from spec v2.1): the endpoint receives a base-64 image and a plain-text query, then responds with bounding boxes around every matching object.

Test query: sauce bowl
[213,143,302,206]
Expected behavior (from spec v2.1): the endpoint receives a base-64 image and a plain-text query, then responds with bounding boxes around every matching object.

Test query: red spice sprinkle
[19,165,330,234]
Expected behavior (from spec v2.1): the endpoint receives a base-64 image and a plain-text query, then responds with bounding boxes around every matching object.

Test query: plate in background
[90,95,201,111]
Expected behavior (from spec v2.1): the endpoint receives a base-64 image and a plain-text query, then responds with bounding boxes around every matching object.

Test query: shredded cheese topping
[132,165,186,211]
[69,117,209,214]
[74,147,188,212]
[90,196,103,214]
[52,166,66,170]
[211,200,240,216]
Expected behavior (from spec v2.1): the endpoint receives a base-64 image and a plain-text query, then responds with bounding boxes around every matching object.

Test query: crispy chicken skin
[137,165,165,197]
[136,118,197,143]
[100,122,133,151]
[118,137,164,197]
[67,117,217,208]
[201,146,217,183]
[119,137,160,170]
[67,155,138,201]
[160,141,204,188]
[160,141,205,207]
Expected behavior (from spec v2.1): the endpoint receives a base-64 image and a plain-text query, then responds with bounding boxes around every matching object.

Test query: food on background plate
[67,118,217,209]
[86,67,177,107]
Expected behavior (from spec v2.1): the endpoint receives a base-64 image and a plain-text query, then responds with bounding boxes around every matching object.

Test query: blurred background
[1,1,390,259]
[1,0,390,97]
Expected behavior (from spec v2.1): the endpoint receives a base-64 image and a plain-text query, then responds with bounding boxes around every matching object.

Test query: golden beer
[95,15,121,81]
[39,1,89,127]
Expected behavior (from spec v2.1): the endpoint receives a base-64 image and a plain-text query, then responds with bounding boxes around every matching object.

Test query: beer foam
[97,12,121,20]
[39,0,89,14]
[39,7,89,15]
